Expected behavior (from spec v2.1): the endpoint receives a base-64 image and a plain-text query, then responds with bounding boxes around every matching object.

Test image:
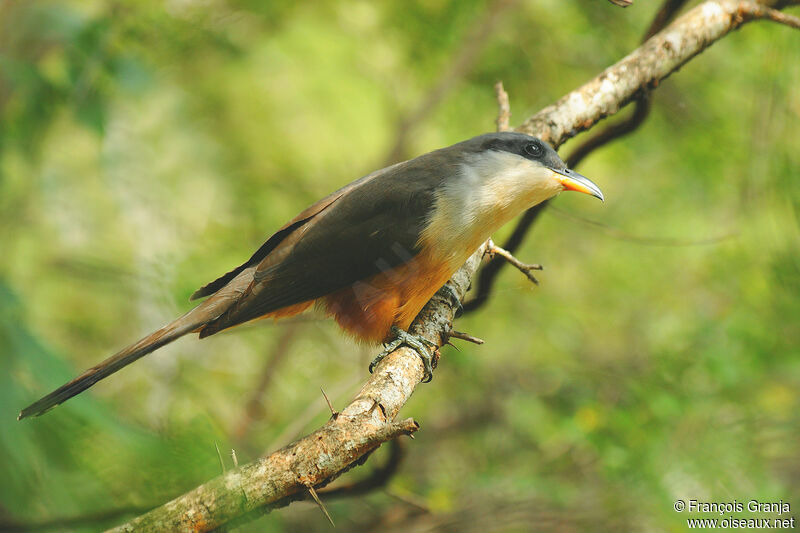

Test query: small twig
[608,0,633,6]
[494,81,512,132]
[305,484,335,527]
[463,203,547,313]
[321,387,339,420]
[214,442,226,474]
[448,330,485,345]
[486,238,543,285]
[757,5,800,28]
[231,449,239,468]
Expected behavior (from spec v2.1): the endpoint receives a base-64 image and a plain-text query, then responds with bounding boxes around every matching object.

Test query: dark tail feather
[18,310,208,420]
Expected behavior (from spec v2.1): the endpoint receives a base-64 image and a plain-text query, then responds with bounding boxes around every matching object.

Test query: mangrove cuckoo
[18,132,603,420]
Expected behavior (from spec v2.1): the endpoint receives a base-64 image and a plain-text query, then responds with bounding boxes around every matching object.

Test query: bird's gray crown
[455,132,566,171]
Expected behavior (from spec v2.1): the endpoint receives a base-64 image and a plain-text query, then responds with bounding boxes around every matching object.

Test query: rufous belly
[320,251,455,343]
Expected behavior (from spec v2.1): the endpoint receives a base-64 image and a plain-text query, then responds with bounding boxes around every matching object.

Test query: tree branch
[316,439,406,500]
[465,0,797,313]
[754,4,800,28]
[517,0,798,144]
[111,246,486,532]
[112,1,800,530]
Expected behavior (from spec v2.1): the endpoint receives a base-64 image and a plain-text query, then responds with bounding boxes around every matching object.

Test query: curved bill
[551,167,604,202]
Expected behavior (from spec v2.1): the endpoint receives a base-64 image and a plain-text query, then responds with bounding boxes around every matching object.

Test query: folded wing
[196,155,449,337]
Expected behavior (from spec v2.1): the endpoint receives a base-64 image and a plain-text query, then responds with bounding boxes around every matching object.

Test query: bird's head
[417,132,605,258]
[464,132,604,205]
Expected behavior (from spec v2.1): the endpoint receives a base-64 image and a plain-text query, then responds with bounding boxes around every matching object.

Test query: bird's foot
[369,326,438,383]
[437,283,464,318]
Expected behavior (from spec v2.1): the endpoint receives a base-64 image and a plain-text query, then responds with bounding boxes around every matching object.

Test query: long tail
[16,275,248,421]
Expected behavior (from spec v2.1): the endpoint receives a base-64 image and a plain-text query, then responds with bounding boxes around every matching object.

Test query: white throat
[419,150,562,267]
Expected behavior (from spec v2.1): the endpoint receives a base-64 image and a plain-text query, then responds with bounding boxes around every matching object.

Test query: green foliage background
[1,0,799,531]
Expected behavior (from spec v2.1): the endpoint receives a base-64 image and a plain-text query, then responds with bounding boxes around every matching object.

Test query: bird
[18,131,603,420]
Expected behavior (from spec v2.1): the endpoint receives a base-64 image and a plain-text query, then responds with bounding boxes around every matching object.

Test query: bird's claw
[369,326,438,383]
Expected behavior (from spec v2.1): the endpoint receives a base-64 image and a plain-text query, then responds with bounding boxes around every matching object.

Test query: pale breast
[418,150,561,270]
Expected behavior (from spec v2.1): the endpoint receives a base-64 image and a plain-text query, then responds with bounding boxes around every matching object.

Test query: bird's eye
[524,143,542,157]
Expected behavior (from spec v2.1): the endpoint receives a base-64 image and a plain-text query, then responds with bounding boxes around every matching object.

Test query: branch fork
[486,238,544,285]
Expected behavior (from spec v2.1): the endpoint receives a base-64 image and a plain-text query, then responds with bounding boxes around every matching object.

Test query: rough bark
[111,1,799,531]
[519,0,799,147]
